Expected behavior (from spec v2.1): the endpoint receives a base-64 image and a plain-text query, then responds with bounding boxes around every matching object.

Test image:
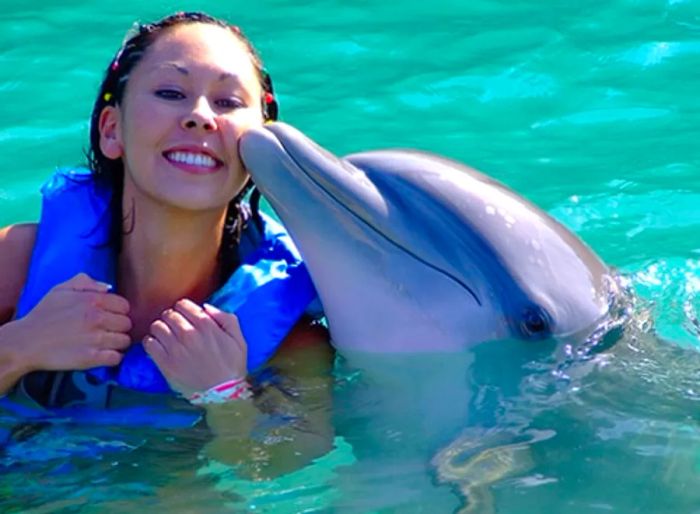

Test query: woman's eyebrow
[153,62,189,75]
[217,71,242,83]
[150,63,243,83]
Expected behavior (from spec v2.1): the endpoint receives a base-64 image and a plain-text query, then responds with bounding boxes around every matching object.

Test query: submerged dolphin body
[240,123,620,353]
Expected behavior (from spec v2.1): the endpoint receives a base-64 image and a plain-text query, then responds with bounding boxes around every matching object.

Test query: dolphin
[240,122,624,354]
[239,122,645,511]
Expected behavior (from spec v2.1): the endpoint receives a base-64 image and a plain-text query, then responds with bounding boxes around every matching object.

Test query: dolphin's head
[241,123,619,353]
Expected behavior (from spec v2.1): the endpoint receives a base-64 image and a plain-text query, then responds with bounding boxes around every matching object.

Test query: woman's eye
[155,89,185,100]
[216,97,245,109]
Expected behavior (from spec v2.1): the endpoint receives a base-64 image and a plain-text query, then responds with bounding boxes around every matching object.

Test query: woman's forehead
[140,23,257,81]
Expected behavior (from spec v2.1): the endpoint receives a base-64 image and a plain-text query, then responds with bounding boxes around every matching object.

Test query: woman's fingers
[143,334,169,360]
[98,331,131,351]
[203,303,245,346]
[92,348,124,368]
[159,307,200,343]
[172,299,218,334]
[97,293,131,315]
[98,311,132,333]
[149,318,175,342]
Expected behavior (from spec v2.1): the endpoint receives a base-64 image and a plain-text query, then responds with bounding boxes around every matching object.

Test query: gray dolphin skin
[240,122,620,354]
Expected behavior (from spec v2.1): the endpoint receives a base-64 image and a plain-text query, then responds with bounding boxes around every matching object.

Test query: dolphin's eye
[520,306,550,339]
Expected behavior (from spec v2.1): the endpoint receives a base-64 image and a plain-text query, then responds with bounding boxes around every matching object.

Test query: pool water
[1,0,700,512]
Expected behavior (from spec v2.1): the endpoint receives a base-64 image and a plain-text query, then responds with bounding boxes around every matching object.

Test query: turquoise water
[2,0,700,512]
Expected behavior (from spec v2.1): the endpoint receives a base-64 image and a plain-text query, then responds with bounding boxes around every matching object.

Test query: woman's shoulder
[0,223,37,263]
[0,223,37,322]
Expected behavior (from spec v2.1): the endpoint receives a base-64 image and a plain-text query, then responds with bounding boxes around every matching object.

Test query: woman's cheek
[220,109,264,159]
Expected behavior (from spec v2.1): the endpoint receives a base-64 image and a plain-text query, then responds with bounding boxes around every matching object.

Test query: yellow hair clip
[103,92,113,102]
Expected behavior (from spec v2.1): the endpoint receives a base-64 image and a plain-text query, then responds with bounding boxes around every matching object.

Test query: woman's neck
[117,196,228,340]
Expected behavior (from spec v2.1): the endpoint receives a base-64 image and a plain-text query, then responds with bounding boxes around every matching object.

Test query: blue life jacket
[11,167,321,410]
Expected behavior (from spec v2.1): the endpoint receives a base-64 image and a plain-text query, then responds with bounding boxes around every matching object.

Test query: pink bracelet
[188,377,253,405]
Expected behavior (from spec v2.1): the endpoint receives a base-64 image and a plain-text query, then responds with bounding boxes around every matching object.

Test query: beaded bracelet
[188,377,253,405]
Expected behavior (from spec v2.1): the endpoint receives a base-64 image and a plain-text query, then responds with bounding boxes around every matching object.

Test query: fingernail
[97,281,113,292]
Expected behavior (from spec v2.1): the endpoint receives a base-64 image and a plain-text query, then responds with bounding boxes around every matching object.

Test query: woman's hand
[8,272,132,372]
[143,298,247,397]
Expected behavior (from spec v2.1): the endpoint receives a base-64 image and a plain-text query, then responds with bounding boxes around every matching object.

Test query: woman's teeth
[167,151,217,168]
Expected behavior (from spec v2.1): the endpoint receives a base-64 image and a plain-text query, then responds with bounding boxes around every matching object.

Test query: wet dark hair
[86,11,278,280]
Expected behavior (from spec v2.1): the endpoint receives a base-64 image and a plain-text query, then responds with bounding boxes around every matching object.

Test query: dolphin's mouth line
[272,132,482,306]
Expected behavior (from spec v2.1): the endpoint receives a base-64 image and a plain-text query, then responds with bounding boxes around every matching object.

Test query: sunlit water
[1,0,700,512]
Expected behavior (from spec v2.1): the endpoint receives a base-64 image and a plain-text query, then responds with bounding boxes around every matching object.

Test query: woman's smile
[163,145,224,175]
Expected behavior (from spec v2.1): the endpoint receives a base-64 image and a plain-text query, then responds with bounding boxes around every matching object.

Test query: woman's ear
[98,106,123,159]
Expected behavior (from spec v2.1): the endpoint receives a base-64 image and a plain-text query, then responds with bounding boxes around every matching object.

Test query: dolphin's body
[241,123,621,353]
[240,123,664,511]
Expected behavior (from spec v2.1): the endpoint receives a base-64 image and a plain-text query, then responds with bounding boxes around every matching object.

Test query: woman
[0,11,333,475]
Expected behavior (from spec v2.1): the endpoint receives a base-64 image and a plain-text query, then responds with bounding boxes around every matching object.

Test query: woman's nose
[182,97,218,131]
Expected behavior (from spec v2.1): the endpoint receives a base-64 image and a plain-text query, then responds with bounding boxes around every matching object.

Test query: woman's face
[101,23,264,212]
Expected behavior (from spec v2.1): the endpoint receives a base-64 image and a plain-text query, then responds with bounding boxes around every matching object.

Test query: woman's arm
[204,318,335,479]
[0,223,37,324]
[0,224,37,393]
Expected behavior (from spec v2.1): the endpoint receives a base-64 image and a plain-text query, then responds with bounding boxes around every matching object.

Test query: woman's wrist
[187,376,253,405]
